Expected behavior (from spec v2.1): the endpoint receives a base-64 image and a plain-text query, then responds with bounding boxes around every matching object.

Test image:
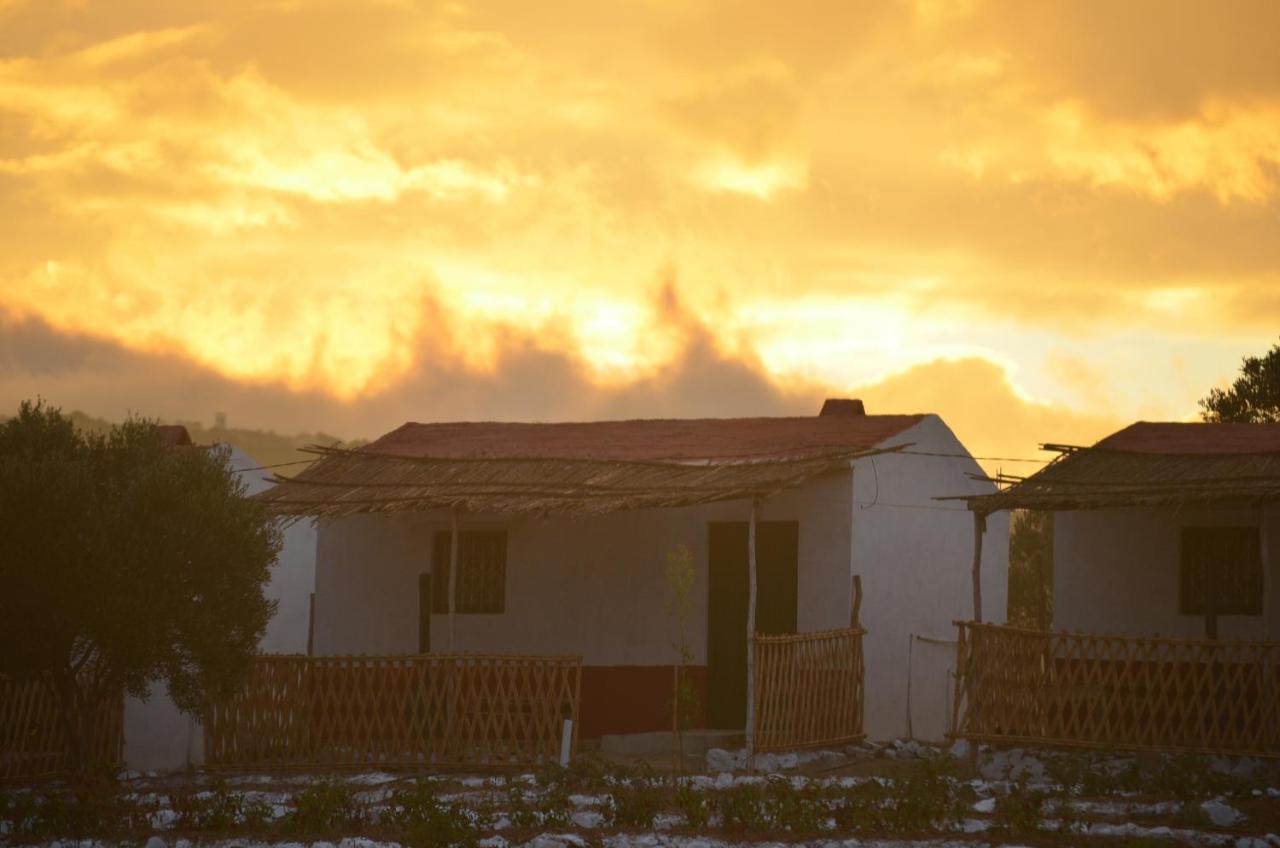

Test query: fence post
[971,512,986,623]
[744,497,760,769]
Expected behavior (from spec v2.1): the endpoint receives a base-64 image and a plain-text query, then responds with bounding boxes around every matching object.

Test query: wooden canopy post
[745,496,761,767]
[850,574,862,629]
[448,506,460,651]
[971,511,986,623]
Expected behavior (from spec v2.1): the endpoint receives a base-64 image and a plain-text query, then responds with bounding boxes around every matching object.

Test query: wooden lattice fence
[204,654,582,769]
[0,676,123,781]
[753,627,865,752]
[952,621,1280,757]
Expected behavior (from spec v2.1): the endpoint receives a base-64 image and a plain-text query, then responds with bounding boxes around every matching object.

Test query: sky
[1,0,1277,471]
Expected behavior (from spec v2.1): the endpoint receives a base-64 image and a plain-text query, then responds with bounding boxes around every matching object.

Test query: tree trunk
[50,670,91,777]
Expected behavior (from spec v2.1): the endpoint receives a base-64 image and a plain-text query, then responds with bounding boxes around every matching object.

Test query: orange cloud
[0,0,1276,439]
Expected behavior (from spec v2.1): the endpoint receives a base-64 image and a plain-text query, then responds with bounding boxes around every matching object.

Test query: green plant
[604,781,666,829]
[830,780,893,832]
[169,780,269,831]
[535,751,623,792]
[831,762,972,833]
[386,781,487,848]
[673,783,710,829]
[762,777,827,834]
[717,781,771,832]
[992,777,1046,836]
[287,780,366,835]
[5,782,154,842]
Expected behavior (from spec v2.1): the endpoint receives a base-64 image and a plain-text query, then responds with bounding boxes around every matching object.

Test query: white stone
[144,838,166,848]
[571,811,604,828]
[948,739,970,759]
[972,797,996,813]
[1233,758,1264,781]
[705,748,743,772]
[714,772,734,789]
[1202,799,1244,828]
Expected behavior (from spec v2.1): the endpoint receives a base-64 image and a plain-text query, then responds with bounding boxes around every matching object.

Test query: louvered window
[1179,526,1263,616]
[432,530,506,614]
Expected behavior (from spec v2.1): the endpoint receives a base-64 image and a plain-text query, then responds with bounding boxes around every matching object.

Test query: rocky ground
[2,741,1279,848]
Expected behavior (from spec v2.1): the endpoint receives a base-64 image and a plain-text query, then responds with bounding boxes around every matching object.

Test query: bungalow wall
[852,415,1008,743]
[313,469,854,737]
[1054,504,1280,641]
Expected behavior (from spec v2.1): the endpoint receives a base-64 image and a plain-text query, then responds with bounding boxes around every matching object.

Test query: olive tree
[1200,338,1280,423]
[0,401,280,772]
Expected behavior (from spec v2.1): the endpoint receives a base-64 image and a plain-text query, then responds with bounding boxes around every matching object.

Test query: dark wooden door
[706,520,798,729]
[418,573,431,653]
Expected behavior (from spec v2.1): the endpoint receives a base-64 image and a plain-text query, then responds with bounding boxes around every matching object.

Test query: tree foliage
[1199,339,1280,423]
[1007,510,1053,631]
[0,400,280,771]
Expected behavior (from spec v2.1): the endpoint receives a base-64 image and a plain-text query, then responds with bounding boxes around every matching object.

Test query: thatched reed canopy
[259,444,901,519]
[959,422,1280,515]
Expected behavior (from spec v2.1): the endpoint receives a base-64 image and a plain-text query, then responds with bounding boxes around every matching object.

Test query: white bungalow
[979,422,1280,641]
[952,421,1280,758]
[285,400,1007,744]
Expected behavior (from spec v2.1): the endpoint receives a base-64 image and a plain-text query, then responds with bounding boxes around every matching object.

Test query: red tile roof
[364,415,927,462]
[1094,421,1280,455]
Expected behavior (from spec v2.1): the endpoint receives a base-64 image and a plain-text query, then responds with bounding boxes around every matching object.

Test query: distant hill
[63,411,364,470]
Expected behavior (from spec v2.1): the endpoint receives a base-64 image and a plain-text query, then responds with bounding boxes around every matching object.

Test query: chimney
[819,398,865,417]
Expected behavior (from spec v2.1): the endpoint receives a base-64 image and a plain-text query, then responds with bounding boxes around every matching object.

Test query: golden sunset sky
[2,0,1278,468]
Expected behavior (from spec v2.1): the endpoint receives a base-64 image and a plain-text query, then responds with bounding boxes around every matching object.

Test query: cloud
[1,304,1125,477]
[854,357,1122,472]
[0,0,1275,434]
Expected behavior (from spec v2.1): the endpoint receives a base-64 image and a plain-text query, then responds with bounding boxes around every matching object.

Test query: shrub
[992,778,1046,836]
[5,782,153,842]
[604,781,666,829]
[673,783,710,829]
[286,780,366,835]
[169,780,269,831]
[386,781,487,848]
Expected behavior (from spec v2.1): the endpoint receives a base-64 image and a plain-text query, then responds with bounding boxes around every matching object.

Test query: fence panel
[753,627,865,752]
[204,653,582,769]
[0,676,123,781]
[952,622,1280,758]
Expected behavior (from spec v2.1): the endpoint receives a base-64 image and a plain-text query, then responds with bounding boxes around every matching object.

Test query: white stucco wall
[313,470,854,662]
[851,415,1009,743]
[123,445,317,771]
[1054,503,1279,642]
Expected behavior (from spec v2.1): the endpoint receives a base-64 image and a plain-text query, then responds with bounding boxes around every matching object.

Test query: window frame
[1178,525,1263,617]
[431,529,507,615]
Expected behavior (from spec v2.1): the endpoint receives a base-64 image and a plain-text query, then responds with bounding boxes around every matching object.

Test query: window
[1179,526,1263,616]
[432,530,506,614]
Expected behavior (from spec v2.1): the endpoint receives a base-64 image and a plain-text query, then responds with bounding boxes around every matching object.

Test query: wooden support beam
[744,496,761,767]
[850,574,862,630]
[448,506,460,651]
[971,511,986,623]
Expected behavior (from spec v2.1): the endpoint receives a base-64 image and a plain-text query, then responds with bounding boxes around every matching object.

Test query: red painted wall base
[578,665,708,738]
